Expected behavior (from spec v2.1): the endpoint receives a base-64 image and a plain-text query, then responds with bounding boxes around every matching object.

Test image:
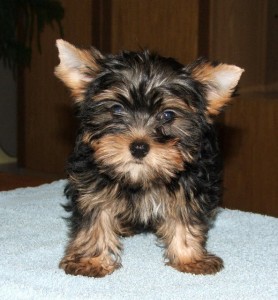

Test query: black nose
[129,141,150,159]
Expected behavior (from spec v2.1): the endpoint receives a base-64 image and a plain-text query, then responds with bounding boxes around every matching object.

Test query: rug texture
[0,180,277,300]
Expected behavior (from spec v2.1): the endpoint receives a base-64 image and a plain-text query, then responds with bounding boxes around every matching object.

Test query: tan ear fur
[55,39,102,102]
[191,61,244,116]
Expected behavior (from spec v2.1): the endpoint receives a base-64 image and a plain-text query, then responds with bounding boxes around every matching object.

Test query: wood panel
[99,0,201,64]
[220,93,278,217]
[0,172,61,191]
[266,0,278,90]
[19,0,92,174]
[209,0,268,92]
[209,0,277,216]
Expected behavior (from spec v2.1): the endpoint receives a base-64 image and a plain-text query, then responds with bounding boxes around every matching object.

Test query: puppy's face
[55,40,244,186]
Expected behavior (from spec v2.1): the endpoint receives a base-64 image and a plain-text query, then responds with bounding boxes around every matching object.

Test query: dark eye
[160,110,176,122]
[111,104,124,115]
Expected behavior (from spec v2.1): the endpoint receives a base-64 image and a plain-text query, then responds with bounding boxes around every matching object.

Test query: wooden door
[210,0,278,216]
[19,0,93,174]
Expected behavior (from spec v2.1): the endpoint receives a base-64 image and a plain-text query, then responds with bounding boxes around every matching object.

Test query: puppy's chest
[125,187,173,224]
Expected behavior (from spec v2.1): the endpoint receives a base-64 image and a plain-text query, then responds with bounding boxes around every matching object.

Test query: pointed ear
[190,59,244,116]
[54,39,103,102]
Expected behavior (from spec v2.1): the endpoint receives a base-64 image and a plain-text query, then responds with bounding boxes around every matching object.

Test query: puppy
[55,39,243,277]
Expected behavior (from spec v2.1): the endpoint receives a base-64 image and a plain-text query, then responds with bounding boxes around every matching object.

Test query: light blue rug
[0,180,277,300]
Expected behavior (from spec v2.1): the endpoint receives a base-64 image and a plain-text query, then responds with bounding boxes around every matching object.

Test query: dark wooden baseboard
[0,165,63,191]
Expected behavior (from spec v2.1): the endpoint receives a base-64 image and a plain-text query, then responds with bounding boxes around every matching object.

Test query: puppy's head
[55,39,244,187]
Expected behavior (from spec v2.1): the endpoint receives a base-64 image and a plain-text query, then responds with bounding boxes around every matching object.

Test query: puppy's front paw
[168,254,223,275]
[59,255,121,278]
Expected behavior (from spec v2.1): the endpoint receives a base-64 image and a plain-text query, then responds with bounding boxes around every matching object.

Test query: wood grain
[109,0,200,64]
[19,0,92,174]
[220,92,278,217]
[266,0,278,90]
[0,171,61,191]
[209,0,268,92]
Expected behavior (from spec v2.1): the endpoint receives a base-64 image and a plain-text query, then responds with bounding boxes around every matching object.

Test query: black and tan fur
[55,39,244,277]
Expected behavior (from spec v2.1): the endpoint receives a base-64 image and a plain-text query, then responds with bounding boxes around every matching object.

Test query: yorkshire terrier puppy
[55,39,243,277]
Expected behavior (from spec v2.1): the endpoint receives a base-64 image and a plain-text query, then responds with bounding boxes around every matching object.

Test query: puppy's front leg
[157,219,223,275]
[59,209,122,278]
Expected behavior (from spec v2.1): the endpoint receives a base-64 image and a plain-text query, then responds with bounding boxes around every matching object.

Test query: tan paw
[59,255,121,278]
[168,254,223,275]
